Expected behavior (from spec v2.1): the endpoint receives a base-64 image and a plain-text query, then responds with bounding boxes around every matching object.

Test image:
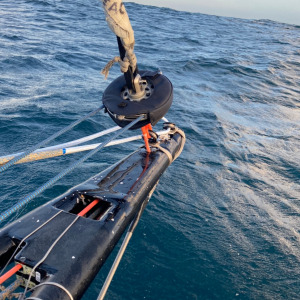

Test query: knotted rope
[100,0,137,79]
[101,48,137,79]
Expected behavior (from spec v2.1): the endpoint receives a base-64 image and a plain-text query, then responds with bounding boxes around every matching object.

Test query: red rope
[77,199,100,217]
[0,263,22,285]
[0,198,101,286]
[141,124,151,153]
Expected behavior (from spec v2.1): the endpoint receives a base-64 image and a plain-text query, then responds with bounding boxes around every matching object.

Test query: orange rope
[145,124,152,136]
[0,198,100,286]
[77,199,100,217]
[141,125,151,153]
[0,264,22,285]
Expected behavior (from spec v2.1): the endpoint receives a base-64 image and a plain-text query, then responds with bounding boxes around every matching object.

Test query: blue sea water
[1,1,300,299]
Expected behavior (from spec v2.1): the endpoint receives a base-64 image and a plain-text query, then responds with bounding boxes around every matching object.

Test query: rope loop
[150,125,186,165]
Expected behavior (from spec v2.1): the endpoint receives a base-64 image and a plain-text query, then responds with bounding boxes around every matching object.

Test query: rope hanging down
[100,0,137,78]
[0,116,143,224]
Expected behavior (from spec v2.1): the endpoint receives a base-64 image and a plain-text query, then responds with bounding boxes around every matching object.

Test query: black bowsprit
[102,70,173,130]
[0,129,185,300]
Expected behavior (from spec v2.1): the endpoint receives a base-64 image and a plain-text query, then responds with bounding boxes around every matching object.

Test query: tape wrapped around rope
[101,0,135,47]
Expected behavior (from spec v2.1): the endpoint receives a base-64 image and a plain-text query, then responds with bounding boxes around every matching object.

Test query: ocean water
[1,1,300,299]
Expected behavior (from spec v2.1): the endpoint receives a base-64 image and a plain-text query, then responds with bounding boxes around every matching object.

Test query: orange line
[141,126,151,153]
[77,199,100,217]
[0,199,100,286]
[146,123,152,133]
[0,263,22,285]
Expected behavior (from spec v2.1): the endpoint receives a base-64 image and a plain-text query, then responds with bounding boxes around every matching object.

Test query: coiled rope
[0,115,143,224]
[0,106,104,174]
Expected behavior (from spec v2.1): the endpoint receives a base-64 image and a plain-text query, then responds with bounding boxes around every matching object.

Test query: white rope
[0,211,63,278]
[150,126,186,164]
[65,128,170,154]
[21,216,80,299]
[152,144,173,165]
[101,56,131,79]
[41,126,121,150]
[172,127,186,161]
[101,50,137,79]
[0,126,121,165]
[0,116,143,224]
[0,106,104,174]
[27,282,73,300]
[0,129,171,166]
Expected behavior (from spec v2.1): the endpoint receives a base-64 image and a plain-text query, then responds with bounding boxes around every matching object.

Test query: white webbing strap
[172,127,186,161]
[151,127,186,165]
[101,0,137,78]
[154,144,173,165]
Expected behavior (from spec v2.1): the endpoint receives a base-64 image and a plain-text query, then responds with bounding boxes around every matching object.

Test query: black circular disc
[102,70,173,130]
